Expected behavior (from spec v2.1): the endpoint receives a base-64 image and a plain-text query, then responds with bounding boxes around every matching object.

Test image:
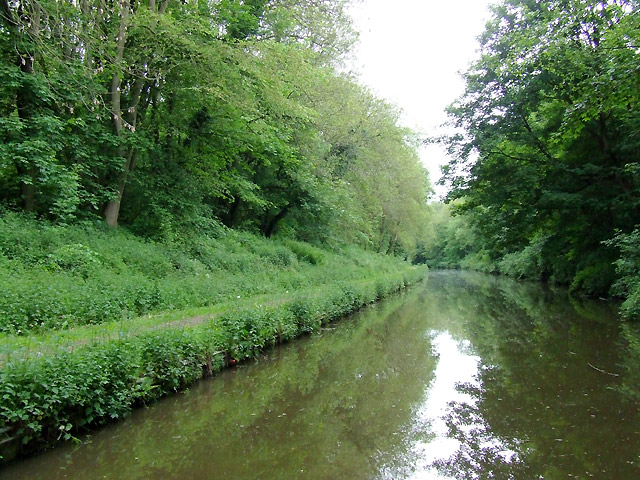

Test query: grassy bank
[0,213,426,461]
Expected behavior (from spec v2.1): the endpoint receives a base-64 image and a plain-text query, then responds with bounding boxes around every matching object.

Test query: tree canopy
[0,0,430,256]
[439,0,640,299]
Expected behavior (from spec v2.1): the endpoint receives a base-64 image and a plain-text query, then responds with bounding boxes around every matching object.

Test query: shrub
[570,262,617,298]
[43,243,102,277]
[498,243,544,280]
[282,239,326,265]
[609,229,640,321]
[288,296,323,333]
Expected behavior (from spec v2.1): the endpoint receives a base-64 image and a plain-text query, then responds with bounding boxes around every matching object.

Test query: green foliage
[281,239,326,265]
[570,261,617,298]
[608,229,640,320]
[0,249,424,458]
[498,236,546,280]
[0,332,216,455]
[0,0,428,256]
[415,202,495,271]
[43,244,102,277]
[438,0,640,301]
[0,0,434,460]
[0,213,424,331]
[0,214,420,334]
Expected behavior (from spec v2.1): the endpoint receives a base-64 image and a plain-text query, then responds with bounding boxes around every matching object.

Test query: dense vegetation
[0,212,421,335]
[2,0,639,465]
[0,0,432,461]
[0,0,429,253]
[424,0,640,319]
[0,212,425,459]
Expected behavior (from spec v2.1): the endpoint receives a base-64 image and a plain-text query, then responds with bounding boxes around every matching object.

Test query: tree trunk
[377,218,387,253]
[6,0,40,211]
[103,0,172,227]
[103,0,130,227]
[15,55,36,211]
[16,164,36,212]
[104,150,136,227]
[225,197,242,228]
[263,204,290,238]
[386,233,398,255]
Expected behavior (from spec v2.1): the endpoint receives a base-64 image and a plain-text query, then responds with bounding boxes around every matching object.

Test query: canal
[4,270,639,479]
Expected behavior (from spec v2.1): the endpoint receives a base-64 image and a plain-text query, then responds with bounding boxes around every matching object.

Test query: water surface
[4,271,639,479]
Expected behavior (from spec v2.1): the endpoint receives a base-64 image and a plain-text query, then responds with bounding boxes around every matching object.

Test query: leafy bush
[570,261,617,298]
[282,239,326,265]
[621,288,640,322]
[0,214,419,333]
[498,237,545,280]
[609,229,640,321]
[288,296,324,333]
[43,243,102,278]
[0,270,168,333]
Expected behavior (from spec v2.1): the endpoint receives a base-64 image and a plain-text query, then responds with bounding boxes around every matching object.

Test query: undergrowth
[0,213,408,334]
[0,213,426,460]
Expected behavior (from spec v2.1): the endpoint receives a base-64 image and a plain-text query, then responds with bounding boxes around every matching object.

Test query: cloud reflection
[409,331,480,479]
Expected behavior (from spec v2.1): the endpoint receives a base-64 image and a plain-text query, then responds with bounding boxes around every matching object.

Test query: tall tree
[0,0,430,257]
[443,0,640,293]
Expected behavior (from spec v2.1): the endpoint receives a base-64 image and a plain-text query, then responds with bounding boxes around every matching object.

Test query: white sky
[348,0,494,199]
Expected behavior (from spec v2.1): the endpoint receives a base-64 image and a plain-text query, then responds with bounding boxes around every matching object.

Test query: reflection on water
[410,332,481,480]
[4,271,640,479]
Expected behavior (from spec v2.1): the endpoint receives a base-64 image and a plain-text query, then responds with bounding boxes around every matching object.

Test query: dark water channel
[4,271,640,479]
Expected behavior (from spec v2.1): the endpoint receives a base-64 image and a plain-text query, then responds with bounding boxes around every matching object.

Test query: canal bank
[4,271,638,479]
[0,265,425,463]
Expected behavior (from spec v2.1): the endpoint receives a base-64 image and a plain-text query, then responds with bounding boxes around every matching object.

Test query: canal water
[4,271,640,479]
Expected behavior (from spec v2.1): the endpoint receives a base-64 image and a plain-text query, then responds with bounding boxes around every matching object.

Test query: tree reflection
[433,380,535,480]
[428,272,640,480]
